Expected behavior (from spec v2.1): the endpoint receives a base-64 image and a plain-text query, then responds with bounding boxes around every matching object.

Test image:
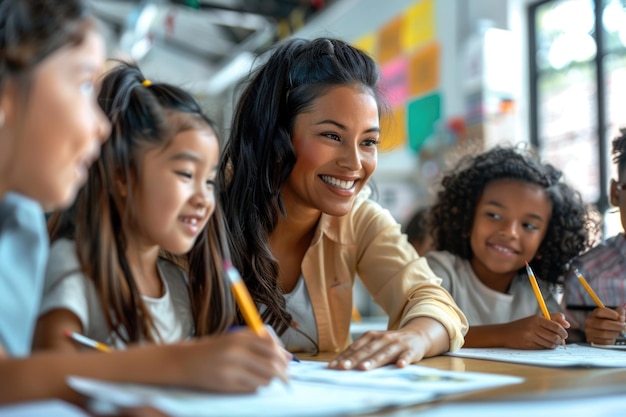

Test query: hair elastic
[142,79,152,87]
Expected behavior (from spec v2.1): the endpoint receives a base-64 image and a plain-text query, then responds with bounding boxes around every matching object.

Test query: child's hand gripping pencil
[525,261,567,349]
[224,259,291,385]
[574,269,626,344]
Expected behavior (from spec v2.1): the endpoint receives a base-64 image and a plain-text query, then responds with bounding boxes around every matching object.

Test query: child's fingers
[536,327,566,349]
[618,303,626,323]
[523,318,567,349]
[586,327,621,345]
[550,312,570,328]
[591,307,621,320]
[540,315,568,338]
[587,316,626,333]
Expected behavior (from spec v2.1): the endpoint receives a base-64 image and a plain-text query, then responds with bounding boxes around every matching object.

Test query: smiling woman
[284,85,380,218]
[219,37,468,370]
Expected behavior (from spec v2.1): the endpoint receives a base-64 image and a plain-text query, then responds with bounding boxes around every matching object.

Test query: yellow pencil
[525,261,550,319]
[64,330,111,353]
[224,259,291,388]
[351,305,362,323]
[574,269,605,308]
[224,260,267,337]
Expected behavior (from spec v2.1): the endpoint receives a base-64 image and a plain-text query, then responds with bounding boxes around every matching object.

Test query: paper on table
[412,394,626,417]
[290,360,522,395]
[67,361,522,417]
[448,343,626,367]
[68,377,433,417]
[591,342,626,350]
[0,400,90,417]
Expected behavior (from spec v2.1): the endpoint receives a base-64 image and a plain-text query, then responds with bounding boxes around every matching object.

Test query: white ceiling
[88,0,329,94]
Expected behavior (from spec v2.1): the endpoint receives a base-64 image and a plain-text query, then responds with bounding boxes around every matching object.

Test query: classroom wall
[294,0,519,128]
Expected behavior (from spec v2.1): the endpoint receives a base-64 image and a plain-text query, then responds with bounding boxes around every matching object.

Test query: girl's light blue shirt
[0,192,48,356]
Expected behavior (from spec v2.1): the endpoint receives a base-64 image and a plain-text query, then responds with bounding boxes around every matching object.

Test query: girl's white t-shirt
[425,250,562,326]
[39,238,194,349]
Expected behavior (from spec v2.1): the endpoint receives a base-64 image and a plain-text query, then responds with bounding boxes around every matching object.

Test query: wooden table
[419,355,626,400]
[301,352,626,415]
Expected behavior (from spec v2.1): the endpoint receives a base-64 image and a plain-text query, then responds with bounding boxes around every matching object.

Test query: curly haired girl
[426,145,596,349]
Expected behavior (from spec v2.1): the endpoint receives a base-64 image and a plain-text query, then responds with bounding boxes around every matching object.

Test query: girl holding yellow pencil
[33,61,289,388]
[426,146,596,349]
[0,0,288,406]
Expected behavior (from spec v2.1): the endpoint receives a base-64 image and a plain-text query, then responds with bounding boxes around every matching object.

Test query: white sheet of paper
[68,377,432,417]
[591,342,626,350]
[0,400,89,417]
[67,361,522,417]
[447,343,626,367]
[290,360,522,394]
[414,394,626,417]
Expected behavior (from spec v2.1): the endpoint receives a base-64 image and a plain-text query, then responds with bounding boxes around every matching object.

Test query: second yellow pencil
[574,268,605,308]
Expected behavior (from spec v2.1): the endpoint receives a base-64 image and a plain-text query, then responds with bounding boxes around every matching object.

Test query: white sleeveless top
[275,276,319,353]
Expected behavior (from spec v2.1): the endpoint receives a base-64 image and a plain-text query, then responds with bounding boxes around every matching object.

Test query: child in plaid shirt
[565,129,626,344]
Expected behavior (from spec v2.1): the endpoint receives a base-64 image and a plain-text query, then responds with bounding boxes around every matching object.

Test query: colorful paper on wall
[380,57,409,108]
[407,93,441,153]
[354,0,440,154]
[381,106,406,151]
[378,15,404,65]
[402,0,435,53]
[408,42,440,96]
[353,33,377,59]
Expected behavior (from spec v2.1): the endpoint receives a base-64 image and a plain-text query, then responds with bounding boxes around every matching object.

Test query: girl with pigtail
[33,61,289,392]
[0,0,286,404]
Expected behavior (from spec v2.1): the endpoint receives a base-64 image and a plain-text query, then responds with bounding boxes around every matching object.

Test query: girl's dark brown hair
[0,0,95,95]
[48,62,235,343]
